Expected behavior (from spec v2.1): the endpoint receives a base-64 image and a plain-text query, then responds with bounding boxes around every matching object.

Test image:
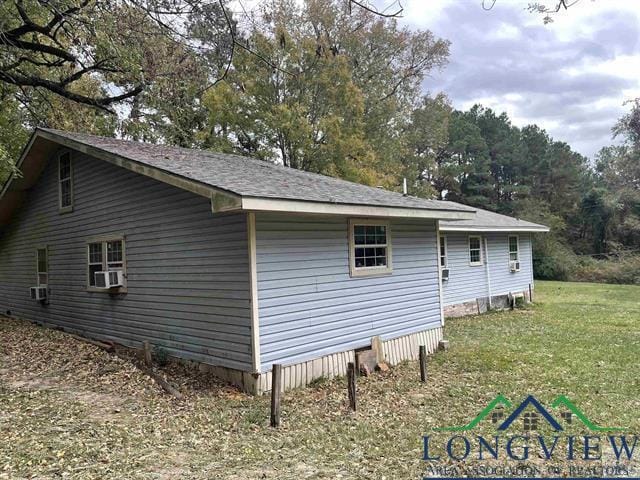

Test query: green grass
[435,282,640,431]
[1,281,639,479]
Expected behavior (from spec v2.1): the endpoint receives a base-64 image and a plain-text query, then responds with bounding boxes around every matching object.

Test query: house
[438,209,549,317]
[0,129,547,394]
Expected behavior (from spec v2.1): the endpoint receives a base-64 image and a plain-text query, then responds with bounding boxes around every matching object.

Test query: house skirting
[443,289,531,319]
[201,326,444,395]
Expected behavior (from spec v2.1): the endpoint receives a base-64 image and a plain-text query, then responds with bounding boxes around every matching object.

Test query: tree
[0,87,29,183]
[17,76,117,134]
[0,0,231,112]
[439,108,492,206]
[594,100,640,252]
[403,93,452,198]
[202,0,449,186]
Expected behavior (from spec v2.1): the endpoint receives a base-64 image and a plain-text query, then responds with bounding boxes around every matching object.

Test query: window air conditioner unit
[30,286,47,301]
[441,268,450,281]
[95,270,124,289]
[510,260,520,273]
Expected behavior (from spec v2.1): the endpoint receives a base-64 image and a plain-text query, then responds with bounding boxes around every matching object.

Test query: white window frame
[36,246,48,287]
[509,235,520,262]
[58,150,74,213]
[439,234,448,268]
[468,235,483,266]
[86,235,127,292]
[348,219,392,277]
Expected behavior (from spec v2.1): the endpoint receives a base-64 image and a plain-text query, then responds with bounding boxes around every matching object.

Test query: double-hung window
[87,238,126,289]
[58,151,73,212]
[349,220,392,276]
[439,235,448,268]
[509,235,519,262]
[36,247,48,286]
[468,235,483,266]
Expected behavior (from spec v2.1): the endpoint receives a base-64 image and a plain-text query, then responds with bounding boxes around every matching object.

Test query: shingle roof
[440,205,549,232]
[38,128,473,214]
[3,128,549,232]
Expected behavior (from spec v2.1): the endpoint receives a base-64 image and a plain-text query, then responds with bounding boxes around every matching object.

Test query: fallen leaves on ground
[1,281,639,479]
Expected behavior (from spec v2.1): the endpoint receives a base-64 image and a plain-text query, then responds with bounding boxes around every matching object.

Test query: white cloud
[525,0,640,43]
[399,0,451,28]
[398,0,640,158]
[492,22,521,39]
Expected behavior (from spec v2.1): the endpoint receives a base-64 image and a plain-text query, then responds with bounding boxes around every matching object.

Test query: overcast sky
[398,0,640,159]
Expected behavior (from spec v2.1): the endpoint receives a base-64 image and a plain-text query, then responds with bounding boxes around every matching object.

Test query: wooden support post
[143,340,152,367]
[270,364,282,428]
[529,283,534,303]
[347,362,357,411]
[419,345,427,383]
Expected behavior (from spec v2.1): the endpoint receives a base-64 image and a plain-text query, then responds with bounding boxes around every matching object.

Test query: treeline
[405,98,640,283]
[0,0,638,283]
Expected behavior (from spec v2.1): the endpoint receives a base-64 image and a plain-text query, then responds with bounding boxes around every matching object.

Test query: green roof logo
[435,394,625,432]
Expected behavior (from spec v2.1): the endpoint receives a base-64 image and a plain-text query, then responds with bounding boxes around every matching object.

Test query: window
[522,412,539,431]
[58,151,73,212]
[491,408,504,424]
[87,238,126,288]
[349,220,392,276]
[469,236,483,266]
[509,235,519,262]
[107,240,123,270]
[36,247,48,286]
[439,235,448,268]
[88,243,103,287]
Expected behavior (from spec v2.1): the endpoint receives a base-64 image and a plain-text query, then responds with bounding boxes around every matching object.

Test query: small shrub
[153,345,170,367]
[533,235,578,281]
[571,255,640,285]
[308,375,329,388]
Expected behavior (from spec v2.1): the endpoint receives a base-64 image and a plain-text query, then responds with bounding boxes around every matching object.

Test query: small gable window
[509,235,519,262]
[58,151,73,212]
[349,220,392,277]
[439,235,448,268]
[469,235,483,266]
[523,411,539,431]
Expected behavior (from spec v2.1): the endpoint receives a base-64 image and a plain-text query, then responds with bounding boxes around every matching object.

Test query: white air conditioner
[510,260,520,273]
[441,268,450,281]
[30,286,47,301]
[95,270,124,289]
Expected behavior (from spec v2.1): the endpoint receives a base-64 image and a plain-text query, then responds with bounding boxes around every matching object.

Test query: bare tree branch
[483,0,583,22]
[0,0,410,113]
[0,69,143,112]
[348,0,403,18]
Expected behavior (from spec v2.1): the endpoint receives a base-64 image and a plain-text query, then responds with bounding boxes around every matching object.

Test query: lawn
[1,281,639,479]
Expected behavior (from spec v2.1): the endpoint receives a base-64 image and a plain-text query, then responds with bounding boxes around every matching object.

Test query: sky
[397,0,640,159]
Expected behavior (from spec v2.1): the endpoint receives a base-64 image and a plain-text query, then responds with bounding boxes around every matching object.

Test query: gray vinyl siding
[440,233,488,306]
[487,233,533,297]
[255,214,442,370]
[441,232,533,306]
[0,150,252,370]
